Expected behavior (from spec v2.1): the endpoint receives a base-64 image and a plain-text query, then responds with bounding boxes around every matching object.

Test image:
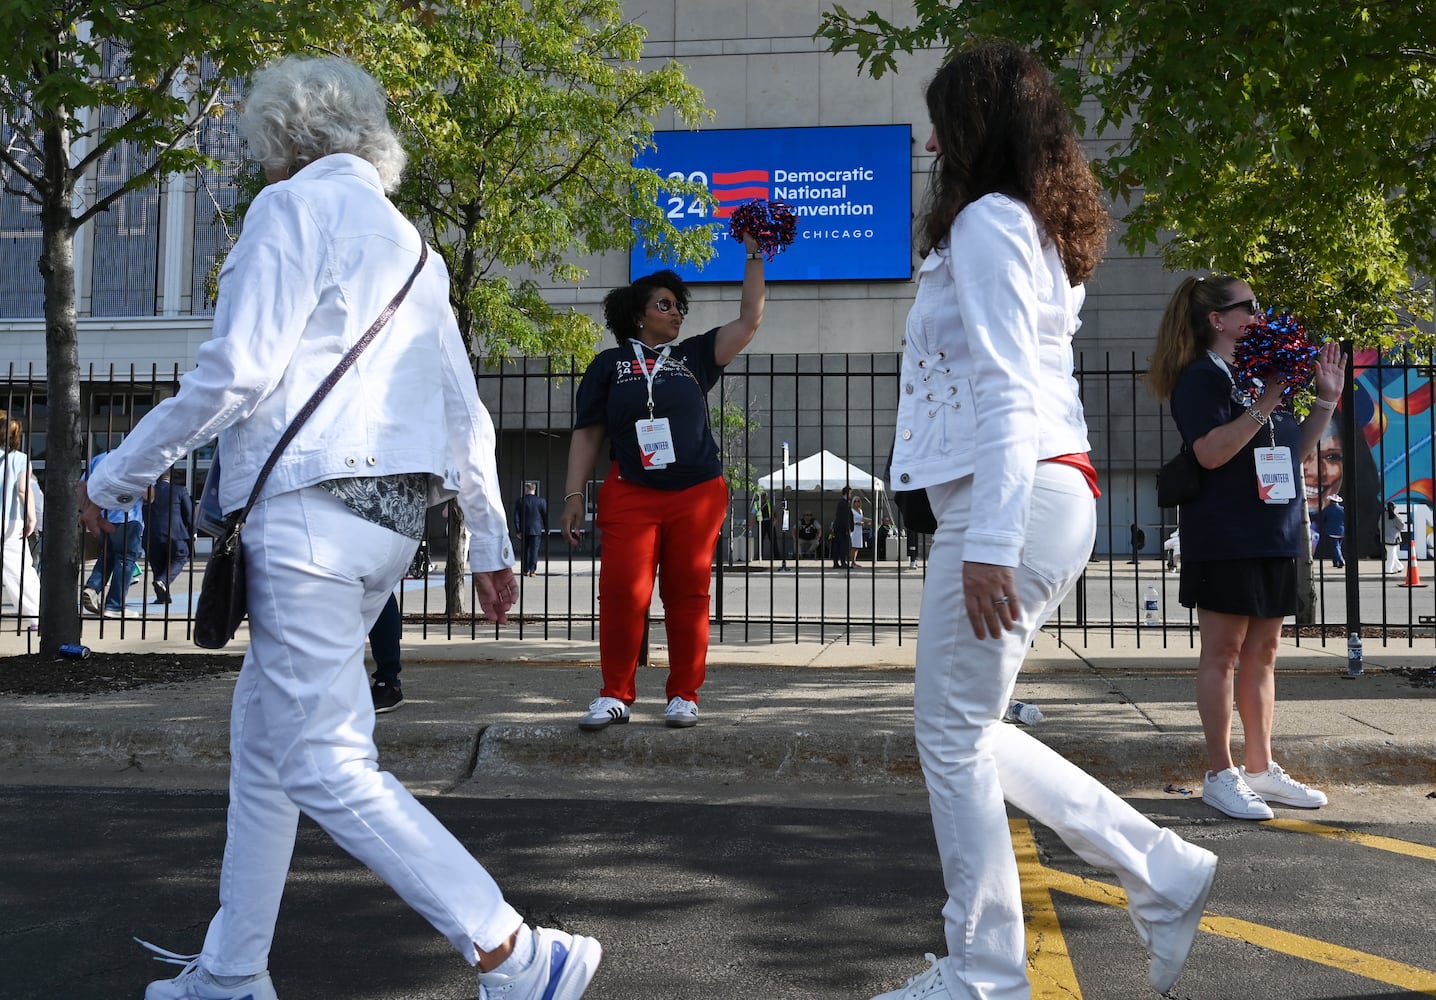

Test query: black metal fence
[2,351,1432,650]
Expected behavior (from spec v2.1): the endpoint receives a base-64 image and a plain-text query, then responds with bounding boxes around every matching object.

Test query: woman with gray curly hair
[80,55,601,1000]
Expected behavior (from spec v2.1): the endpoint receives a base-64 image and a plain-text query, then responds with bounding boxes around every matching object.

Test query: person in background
[368,593,404,713]
[1148,272,1343,824]
[831,485,853,568]
[876,43,1219,1000]
[79,55,598,1000]
[513,481,547,577]
[1321,495,1346,568]
[560,240,766,732]
[877,513,897,559]
[143,468,196,605]
[795,510,821,560]
[1382,501,1407,575]
[0,411,40,630]
[1164,527,1182,571]
[80,448,147,618]
[849,495,867,566]
[26,469,43,572]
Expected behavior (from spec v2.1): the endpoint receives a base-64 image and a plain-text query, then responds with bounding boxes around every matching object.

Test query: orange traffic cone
[1398,536,1427,588]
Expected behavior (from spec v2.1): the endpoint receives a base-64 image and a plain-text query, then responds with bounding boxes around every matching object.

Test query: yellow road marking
[1263,817,1436,861]
[1012,818,1436,997]
[1012,820,1083,999]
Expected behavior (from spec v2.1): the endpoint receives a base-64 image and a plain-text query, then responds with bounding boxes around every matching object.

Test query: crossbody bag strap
[233,241,429,526]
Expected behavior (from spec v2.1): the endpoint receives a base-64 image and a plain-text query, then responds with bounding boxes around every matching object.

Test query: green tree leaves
[818,1,1436,347]
[345,0,715,367]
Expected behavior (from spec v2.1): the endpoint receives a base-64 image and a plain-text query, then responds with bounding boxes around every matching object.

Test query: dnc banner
[631,124,914,283]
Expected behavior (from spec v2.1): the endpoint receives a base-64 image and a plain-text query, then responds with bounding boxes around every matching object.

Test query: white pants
[1,524,39,622]
[916,464,1211,1000]
[199,488,520,977]
[1385,543,1402,573]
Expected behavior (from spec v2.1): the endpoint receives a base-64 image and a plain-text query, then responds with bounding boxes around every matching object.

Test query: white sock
[484,924,537,979]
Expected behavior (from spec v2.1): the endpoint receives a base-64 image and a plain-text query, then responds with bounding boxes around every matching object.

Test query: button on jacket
[890,194,1090,567]
[85,154,514,572]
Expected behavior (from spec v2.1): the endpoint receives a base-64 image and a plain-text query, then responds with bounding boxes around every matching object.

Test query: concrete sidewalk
[2,624,1433,797]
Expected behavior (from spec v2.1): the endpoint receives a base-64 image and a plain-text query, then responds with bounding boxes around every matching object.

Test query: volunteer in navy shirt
[1147,273,1344,823]
[561,239,766,731]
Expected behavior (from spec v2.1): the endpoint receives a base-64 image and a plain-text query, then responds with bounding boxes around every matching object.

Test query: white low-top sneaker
[869,954,954,999]
[663,696,699,729]
[136,939,278,1000]
[478,925,601,1000]
[577,696,629,731]
[1202,767,1274,820]
[1241,762,1328,808]
[1132,848,1218,993]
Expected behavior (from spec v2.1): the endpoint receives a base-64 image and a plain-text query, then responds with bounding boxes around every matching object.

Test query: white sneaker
[136,939,278,1000]
[1241,762,1328,808]
[1131,847,1218,993]
[1202,767,1274,820]
[81,587,102,615]
[478,925,601,1000]
[869,954,953,999]
[663,696,699,729]
[577,696,629,732]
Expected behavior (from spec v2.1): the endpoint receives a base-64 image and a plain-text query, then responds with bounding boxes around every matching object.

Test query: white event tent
[756,449,885,493]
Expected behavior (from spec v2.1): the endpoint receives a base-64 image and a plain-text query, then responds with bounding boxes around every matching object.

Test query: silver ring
[992,596,1010,606]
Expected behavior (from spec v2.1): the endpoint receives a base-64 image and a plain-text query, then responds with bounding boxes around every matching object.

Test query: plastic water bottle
[1005,700,1045,725]
[1143,586,1161,627]
[1345,632,1364,678]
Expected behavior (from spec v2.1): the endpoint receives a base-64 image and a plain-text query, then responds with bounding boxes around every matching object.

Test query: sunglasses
[651,297,688,316]
[1215,298,1260,315]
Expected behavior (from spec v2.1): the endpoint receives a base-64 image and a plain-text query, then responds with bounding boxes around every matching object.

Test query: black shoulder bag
[883,444,938,535]
[195,244,428,649]
[1155,442,1202,509]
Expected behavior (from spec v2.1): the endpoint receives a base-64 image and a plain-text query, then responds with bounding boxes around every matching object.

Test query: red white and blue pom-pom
[1233,311,1319,401]
[728,199,797,260]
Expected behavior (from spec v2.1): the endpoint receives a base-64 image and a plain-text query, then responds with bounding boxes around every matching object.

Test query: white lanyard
[630,340,671,419]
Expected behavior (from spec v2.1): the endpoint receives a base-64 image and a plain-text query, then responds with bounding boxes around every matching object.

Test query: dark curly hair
[919,41,1109,285]
[602,270,689,344]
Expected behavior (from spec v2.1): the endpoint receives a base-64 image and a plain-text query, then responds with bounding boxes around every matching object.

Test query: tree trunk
[37,118,83,654]
[444,499,470,616]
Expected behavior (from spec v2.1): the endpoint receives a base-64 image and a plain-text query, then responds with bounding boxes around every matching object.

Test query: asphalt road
[6,786,1435,1000]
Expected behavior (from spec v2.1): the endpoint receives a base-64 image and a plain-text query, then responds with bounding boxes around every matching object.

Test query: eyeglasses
[650,297,688,316]
[1215,298,1260,315]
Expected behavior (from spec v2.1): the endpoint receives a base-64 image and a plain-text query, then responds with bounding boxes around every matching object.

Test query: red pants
[595,465,728,704]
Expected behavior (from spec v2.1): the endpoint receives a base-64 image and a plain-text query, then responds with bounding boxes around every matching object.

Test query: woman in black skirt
[1148,275,1344,820]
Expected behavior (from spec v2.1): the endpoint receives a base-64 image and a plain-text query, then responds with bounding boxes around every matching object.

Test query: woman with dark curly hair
[560,239,765,731]
[875,43,1217,1000]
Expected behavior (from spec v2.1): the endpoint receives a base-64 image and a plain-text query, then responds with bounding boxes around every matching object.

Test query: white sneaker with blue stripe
[478,926,601,1000]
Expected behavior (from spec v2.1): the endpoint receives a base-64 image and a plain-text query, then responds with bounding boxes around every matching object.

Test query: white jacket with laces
[889,194,1091,568]
[85,153,514,572]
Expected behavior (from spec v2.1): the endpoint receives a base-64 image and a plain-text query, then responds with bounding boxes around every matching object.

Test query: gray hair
[240,55,406,192]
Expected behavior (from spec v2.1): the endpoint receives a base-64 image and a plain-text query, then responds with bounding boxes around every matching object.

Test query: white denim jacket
[86,154,514,572]
[890,194,1090,567]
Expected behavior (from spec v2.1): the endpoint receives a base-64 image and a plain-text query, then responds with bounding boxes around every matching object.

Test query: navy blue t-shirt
[1171,354,1304,561]
[574,328,725,490]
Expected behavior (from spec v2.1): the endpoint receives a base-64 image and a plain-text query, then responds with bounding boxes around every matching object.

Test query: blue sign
[630,124,914,283]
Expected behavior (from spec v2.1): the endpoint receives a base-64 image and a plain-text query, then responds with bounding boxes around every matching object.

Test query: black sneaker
[371,681,404,714]
[153,579,171,605]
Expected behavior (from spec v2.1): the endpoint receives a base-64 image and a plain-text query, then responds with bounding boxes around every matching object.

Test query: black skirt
[1179,557,1298,618]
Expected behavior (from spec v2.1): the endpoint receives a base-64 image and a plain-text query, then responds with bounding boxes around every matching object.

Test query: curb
[7,719,1430,790]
